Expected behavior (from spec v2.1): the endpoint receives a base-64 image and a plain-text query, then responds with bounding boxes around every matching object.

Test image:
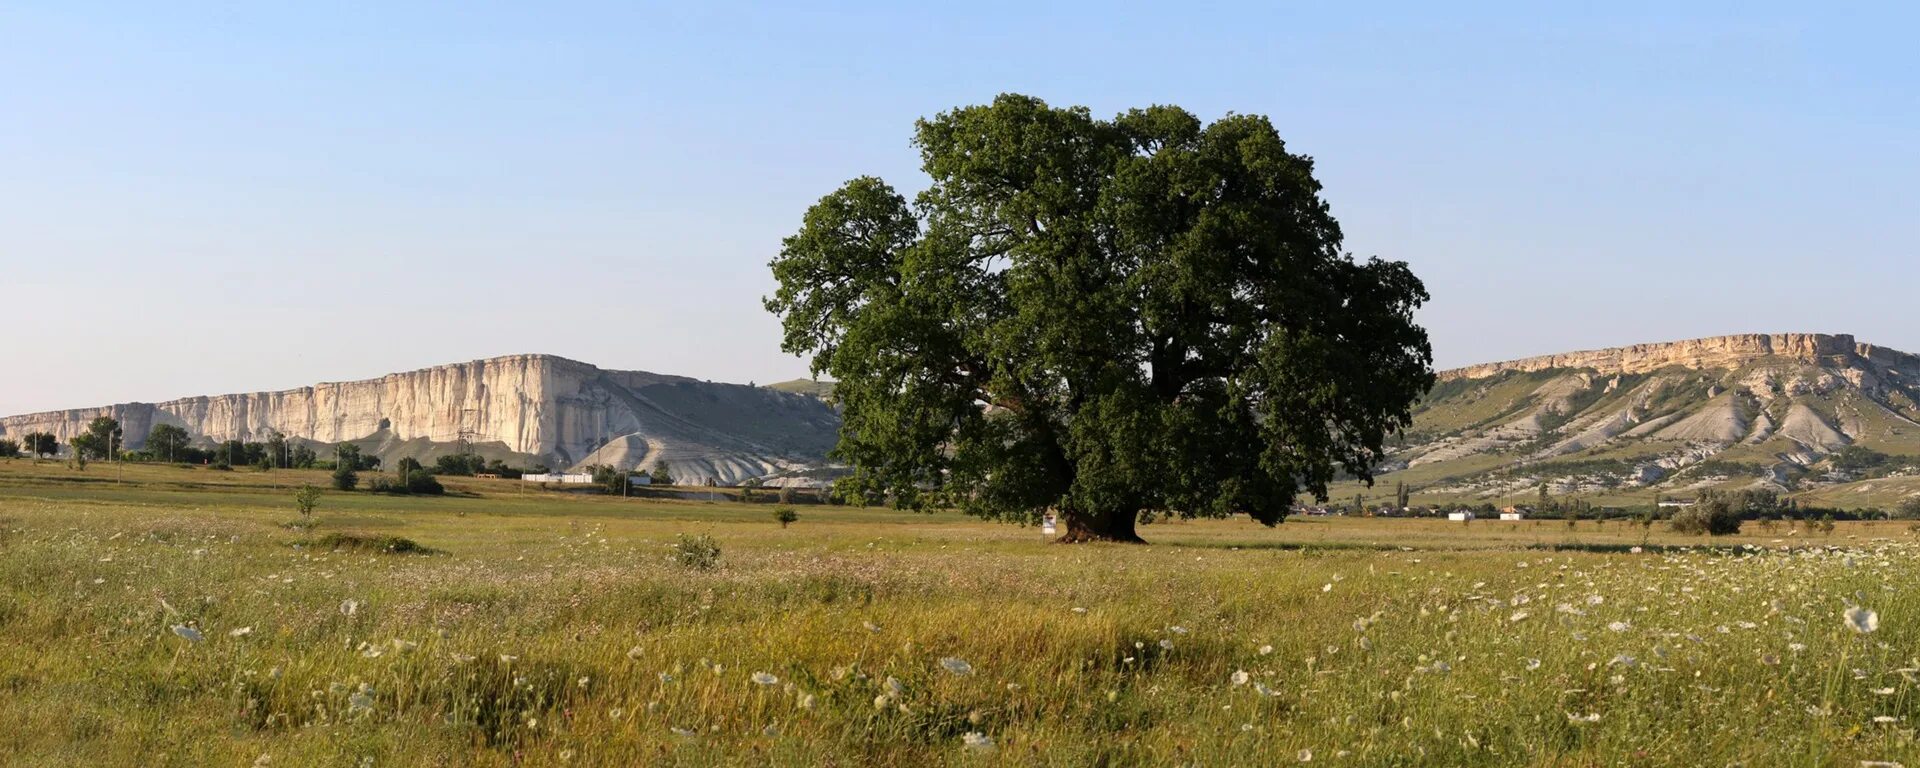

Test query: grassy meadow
[4,460,1920,765]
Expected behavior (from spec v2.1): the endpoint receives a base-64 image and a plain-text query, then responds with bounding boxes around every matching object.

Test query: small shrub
[314,532,434,554]
[293,484,322,519]
[673,534,721,570]
[773,507,799,528]
[1671,503,1741,536]
[331,465,359,491]
[406,470,444,495]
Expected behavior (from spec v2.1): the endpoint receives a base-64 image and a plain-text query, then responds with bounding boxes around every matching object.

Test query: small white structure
[1447,511,1475,522]
[1499,512,1525,521]
[524,473,595,484]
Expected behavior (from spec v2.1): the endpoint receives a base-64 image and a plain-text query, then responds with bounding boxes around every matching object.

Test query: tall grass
[1,462,1918,764]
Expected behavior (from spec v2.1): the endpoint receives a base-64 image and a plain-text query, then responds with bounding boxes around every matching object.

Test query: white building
[1447,511,1475,522]
[1499,512,1525,521]
[524,473,595,484]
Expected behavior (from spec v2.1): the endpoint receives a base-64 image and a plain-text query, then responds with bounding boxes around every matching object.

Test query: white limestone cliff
[0,354,840,484]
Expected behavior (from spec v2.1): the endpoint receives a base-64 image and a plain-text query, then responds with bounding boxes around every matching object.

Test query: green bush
[673,534,721,570]
[773,507,799,528]
[1670,499,1741,536]
[294,484,322,518]
[331,465,359,491]
[405,470,444,495]
[314,532,433,554]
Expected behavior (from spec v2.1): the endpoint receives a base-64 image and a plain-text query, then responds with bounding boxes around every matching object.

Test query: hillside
[1381,333,1920,508]
[0,354,841,484]
[766,378,836,401]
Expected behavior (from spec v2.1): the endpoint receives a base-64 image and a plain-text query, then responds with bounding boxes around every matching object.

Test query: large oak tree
[767,95,1433,542]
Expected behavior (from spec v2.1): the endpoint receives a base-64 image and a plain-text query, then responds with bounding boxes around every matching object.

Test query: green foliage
[20,431,58,458]
[331,465,359,491]
[649,464,674,486]
[434,453,486,476]
[1896,498,1920,520]
[773,507,799,528]
[1684,459,1770,479]
[263,431,287,468]
[312,532,433,554]
[145,424,192,462]
[1669,489,1776,536]
[332,443,378,471]
[1642,375,1718,417]
[71,416,124,461]
[672,534,721,570]
[766,94,1433,541]
[590,464,632,494]
[405,470,444,495]
[0,439,18,459]
[1829,446,1891,472]
[369,467,445,496]
[293,484,322,518]
[84,417,122,459]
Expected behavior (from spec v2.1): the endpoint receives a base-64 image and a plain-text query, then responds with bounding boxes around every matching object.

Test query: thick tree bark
[1055,507,1146,544]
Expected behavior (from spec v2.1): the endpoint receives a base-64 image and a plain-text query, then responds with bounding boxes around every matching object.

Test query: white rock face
[1440,333,1919,381]
[0,354,840,484]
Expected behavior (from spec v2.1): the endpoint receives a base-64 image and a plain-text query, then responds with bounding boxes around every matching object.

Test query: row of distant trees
[6,417,555,480]
[3,417,347,469]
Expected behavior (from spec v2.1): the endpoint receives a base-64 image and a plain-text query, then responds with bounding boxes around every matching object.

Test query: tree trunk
[1055,507,1146,544]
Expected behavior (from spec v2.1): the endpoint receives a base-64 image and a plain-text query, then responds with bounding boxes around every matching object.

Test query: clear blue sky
[3,2,1915,415]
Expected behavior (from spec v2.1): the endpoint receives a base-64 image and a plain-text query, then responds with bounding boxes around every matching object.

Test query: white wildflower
[1846,606,1880,634]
